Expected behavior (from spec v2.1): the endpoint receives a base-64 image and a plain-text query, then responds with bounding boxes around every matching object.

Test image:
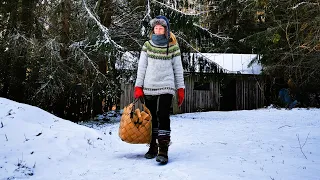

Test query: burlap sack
[119,102,152,144]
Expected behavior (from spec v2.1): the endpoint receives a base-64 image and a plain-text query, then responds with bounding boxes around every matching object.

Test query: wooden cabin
[120,72,266,114]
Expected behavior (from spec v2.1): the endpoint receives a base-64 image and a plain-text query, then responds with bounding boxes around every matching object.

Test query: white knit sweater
[135,40,185,96]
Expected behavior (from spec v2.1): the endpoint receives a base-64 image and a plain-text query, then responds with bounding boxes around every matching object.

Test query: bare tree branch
[278,125,292,129]
[296,132,310,159]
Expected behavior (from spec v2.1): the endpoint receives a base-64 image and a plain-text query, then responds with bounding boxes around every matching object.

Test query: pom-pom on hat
[150,15,170,40]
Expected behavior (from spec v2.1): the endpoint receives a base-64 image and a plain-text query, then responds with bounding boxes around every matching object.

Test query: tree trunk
[98,0,114,27]
[60,0,71,60]
[54,0,71,118]
[96,0,115,113]
[10,0,35,102]
[3,0,35,102]
[1,0,19,98]
[97,0,114,74]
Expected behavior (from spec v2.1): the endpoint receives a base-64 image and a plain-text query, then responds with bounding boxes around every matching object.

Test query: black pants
[145,94,172,140]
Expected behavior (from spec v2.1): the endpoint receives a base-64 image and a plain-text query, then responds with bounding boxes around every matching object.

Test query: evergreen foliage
[1,0,319,120]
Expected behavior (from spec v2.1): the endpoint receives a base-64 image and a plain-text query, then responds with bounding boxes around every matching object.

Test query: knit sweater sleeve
[172,47,185,89]
[135,43,148,87]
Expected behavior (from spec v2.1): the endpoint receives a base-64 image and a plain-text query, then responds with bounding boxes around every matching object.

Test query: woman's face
[154,24,165,35]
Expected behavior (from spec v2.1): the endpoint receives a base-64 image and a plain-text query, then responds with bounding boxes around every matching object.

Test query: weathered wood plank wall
[120,73,266,113]
[182,73,220,113]
[120,83,145,110]
[235,76,265,110]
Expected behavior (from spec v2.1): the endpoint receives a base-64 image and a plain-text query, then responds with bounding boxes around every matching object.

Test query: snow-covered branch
[292,2,319,9]
[176,33,225,71]
[9,32,35,45]
[82,0,123,50]
[152,0,200,16]
[152,0,218,17]
[77,47,108,80]
[113,6,145,25]
[193,23,232,40]
[143,0,151,21]
[30,69,57,100]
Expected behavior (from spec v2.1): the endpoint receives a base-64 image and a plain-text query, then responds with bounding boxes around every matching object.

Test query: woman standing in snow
[134,15,185,164]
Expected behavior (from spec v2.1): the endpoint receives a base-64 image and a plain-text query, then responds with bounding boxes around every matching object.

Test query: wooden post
[172,93,181,114]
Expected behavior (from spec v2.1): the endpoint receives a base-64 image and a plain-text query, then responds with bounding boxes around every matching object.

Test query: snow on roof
[201,53,262,74]
[118,51,262,75]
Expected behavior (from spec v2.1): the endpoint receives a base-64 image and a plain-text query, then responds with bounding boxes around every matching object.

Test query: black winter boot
[145,135,158,159]
[145,143,158,159]
[156,139,170,164]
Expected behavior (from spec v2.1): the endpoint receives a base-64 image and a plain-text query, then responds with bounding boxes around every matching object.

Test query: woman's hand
[177,88,184,107]
[134,87,144,99]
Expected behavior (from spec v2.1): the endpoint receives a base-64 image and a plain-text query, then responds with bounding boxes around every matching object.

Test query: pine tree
[244,0,320,91]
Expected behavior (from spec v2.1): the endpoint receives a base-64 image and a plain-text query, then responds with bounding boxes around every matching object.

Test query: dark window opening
[194,82,210,91]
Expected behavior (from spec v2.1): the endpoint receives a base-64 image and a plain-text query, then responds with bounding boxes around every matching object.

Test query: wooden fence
[120,83,136,107]
[235,75,266,110]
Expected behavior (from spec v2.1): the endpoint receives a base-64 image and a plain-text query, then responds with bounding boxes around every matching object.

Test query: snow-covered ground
[1,97,319,180]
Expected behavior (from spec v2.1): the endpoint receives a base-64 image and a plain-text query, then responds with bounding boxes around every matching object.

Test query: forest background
[0,0,319,121]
